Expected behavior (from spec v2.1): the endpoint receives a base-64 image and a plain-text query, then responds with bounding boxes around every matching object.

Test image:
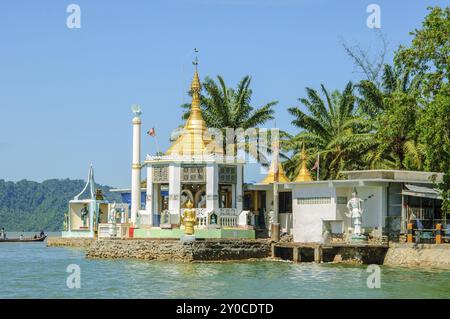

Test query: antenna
[193,48,199,70]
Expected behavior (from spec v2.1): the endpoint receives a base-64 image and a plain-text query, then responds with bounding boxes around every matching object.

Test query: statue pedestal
[160,223,172,229]
[180,235,196,243]
[351,234,367,243]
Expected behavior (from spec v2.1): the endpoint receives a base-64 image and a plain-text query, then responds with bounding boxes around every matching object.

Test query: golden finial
[165,50,223,156]
[294,142,313,182]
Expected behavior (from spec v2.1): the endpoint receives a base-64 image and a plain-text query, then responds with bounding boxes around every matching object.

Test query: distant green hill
[0,179,121,232]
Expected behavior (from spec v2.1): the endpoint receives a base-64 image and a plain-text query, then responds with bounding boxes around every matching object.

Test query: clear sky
[0,0,446,187]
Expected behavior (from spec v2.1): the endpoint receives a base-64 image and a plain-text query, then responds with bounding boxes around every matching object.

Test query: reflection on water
[1,242,450,298]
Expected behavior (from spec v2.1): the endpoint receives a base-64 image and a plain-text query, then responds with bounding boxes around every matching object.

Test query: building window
[181,166,206,183]
[297,197,331,205]
[279,192,292,213]
[152,165,169,183]
[219,165,237,184]
[336,196,348,205]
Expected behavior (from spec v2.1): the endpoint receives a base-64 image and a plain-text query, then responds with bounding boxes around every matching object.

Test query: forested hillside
[0,179,121,231]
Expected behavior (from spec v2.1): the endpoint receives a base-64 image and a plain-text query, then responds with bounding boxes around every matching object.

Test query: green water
[1,240,450,298]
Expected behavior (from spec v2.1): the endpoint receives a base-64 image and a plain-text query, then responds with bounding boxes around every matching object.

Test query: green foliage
[395,6,450,98]
[0,179,121,231]
[286,82,372,180]
[395,6,450,216]
[358,65,423,170]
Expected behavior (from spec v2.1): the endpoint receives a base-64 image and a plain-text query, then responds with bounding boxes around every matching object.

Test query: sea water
[1,237,450,298]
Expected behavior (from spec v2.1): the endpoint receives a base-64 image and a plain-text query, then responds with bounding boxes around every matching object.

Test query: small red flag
[312,156,319,171]
[147,128,156,137]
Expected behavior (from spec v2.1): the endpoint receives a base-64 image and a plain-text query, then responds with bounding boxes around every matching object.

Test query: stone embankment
[384,243,450,268]
[47,237,94,248]
[85,239,271,262]
[47,237,450,268]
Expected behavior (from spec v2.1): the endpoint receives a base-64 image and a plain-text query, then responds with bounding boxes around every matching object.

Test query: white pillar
[236,164,243,213]
[89,201,95,237]
[131,106,142,226]
[168,163,181,224]
[206,163,219,213]
[146,165,154,226]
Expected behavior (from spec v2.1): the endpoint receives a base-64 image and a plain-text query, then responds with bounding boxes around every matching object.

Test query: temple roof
[165,69,223,157]
[293,143,313,182]
[260,156,290,184]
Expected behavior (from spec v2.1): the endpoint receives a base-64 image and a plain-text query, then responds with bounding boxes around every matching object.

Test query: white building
[286,170,444,243]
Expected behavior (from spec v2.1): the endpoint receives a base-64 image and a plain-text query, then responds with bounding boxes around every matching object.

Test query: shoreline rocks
[85,239,271,262]
[384,243,450,268]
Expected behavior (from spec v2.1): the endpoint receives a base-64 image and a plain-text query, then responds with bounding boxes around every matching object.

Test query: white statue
[198,193,206,208]
[346,190,364,236]
[268,209,277,236]
[109,202,117,224]
[108,202,117,237]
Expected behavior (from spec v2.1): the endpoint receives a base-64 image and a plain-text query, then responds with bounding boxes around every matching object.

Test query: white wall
[292,185,337,243]
[291,184,388,243]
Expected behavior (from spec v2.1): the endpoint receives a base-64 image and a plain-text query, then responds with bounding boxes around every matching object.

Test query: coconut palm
[286,82,373,180]
[357,64,424,169]
[180,75,278,165]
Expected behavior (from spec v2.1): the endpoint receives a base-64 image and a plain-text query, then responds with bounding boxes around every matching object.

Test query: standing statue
[346,189,364,239]
[81,205,89,227]
[181,200,196,236]
[108,202,117,237]
[109,202,117,224]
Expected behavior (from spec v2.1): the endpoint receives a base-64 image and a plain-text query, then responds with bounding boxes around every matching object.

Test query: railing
[138,211,152,226]
[98,223,130,239]
[218,208,239,227]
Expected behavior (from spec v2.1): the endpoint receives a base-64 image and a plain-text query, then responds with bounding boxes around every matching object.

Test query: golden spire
[260,152,290,184]
[260,161,290,184]
[294,143,313,182]
[166,54,223,156]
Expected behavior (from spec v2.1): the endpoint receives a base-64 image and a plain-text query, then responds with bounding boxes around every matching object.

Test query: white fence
[98,223,130,239]
[279,213,293,234]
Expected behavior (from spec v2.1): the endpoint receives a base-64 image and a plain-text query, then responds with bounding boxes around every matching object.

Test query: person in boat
[20,234,24,240]
[40,230,45,238]
[0,228,4,240]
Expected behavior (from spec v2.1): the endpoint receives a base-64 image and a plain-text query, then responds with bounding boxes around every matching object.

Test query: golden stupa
[294,143,313,182]
[166,68,223,156]
[260,155,290,184]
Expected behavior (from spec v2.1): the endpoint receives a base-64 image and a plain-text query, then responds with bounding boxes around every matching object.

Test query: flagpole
[154,135,161,155]
[317,153,320,181]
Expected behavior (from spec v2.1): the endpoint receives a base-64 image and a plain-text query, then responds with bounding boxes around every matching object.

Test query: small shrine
[62,165,130,238]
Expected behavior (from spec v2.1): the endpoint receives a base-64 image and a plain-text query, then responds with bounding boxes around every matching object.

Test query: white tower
[131,104,142,225]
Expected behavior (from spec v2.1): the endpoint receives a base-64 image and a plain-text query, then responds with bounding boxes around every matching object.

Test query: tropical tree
[180,75,278,164]
[357,64,424,170]
[286,82,372,180]
[395,6,450,217]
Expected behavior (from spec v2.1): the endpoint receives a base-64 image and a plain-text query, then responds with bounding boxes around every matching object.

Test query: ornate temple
[133,68,252,239]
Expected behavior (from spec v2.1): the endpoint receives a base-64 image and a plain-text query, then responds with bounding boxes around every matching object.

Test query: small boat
[0,235,47,243]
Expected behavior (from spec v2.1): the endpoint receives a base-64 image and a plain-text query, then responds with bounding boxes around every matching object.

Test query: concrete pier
[272,242,389,265]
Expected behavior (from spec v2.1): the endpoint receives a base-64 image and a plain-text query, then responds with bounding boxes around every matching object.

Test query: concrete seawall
[47,237,94,249]
[85,239,271,262]
[47,237,450,267]
[384,243,450,268]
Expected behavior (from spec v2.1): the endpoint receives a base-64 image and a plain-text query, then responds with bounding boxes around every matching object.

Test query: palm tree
[357,64,424,170]
[180,75,278,165]
[286,82,372,179]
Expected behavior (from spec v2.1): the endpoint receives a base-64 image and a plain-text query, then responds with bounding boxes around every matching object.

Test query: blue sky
[0,0,446,187]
